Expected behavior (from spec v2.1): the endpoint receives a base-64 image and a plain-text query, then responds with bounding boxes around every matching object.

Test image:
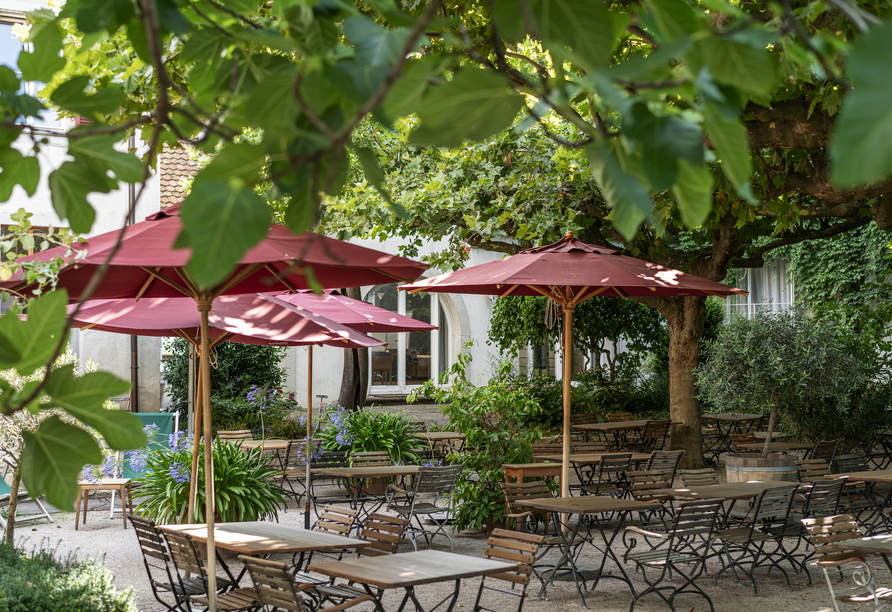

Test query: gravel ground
[13,491,888,612]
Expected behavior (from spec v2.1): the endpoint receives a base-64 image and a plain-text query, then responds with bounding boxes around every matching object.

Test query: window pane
[406,291,431,385]
[437,302,448,377]
[0,24,23,70]
[368,283,398,387]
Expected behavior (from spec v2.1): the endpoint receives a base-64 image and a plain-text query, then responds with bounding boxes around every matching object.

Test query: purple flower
[168,430,189,453]
[128,449,148,474]
[168,462,190,484]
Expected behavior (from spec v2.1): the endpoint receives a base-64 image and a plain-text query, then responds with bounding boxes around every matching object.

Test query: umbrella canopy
[69,294,385,348]
[5,204,427,300]
[401,233,746,499]
[270,290,438,333]
[6,204,426,612]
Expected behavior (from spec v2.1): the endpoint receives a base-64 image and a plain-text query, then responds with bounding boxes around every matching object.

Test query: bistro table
[235,439,290,470]
[524,496,658,606]
[310,465,421,524]
[414,431,465,443]
[160,522,369,584]
[534,452,652,490]
[504,462,562,486]
[824,534,892,572]
[572,421,679,449]
[738,441,815,453]
[753,431,790,440]
[308,549,515,612]
[832,469,892,535]
[649,480,800,527]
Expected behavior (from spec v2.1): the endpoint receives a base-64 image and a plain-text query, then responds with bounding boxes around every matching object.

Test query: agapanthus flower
[168,462,190,484]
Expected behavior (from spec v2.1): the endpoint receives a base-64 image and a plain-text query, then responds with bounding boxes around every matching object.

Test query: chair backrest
[678,468,719,487]
[801,479,845,518]
[834,452,870,474]
[163,530,206,584]
[358,513,409,557]
[796,458,831,482]
[570,413,599,426]
[241,556,305,612]
[314,505,359,537]
[482,528,544,588]
[573,441,610,453]
[800,514,866,567]
[129,514,177,592]
[647,450,684,482]
[751,485,798,530]
[641,420,671,442]
[311,450,350,469]
[756,414,771,430]
[414,465,463,498]
[501,481,554,515]
[598,453,633,480]
[665,498,724,550]
[730,432,760,453]
[351,451,391,467]
[530,443,563,455]
[216,430,253,441]
[811,440,840,462]
[606,412,633,422]
[627,470,672,501]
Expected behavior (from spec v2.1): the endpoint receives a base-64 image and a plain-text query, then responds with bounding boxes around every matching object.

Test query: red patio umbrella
[69,293,384,523]
[401,233,746,499]
[6,204,426,611]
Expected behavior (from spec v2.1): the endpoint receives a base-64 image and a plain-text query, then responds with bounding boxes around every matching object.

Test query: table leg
[585,512,638,598]
[75,489,82,531]
[82,489,89,526]
[396,580,461,612]
[861,482,892,536]
[120,485,127,529]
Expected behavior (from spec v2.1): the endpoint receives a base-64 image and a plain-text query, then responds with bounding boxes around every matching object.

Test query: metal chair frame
[473,529,544,612]
[130,514,202,612]
[577,453,632,498]
[386,464,463,550]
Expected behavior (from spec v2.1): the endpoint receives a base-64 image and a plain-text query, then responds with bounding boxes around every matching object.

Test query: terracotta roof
[159,143,200,208]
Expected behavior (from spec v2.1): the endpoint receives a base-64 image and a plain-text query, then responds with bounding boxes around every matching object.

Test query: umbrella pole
[187,355,201,523]
[562,303,574,502]
[197,298,217,612]
[305,346,313,529]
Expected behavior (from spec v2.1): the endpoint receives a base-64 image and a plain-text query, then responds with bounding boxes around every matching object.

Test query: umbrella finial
[566,231,574,238]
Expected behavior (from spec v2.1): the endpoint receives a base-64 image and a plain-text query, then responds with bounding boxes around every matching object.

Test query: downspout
[129,134,139,412]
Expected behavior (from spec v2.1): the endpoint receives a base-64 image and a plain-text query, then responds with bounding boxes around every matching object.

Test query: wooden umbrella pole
[305,345,313,529]
[187,349,201,524]
[197,298,217,612]
[561,302,574,500]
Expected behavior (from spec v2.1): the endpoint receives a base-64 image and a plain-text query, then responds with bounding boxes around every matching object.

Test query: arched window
[366,283,451,391]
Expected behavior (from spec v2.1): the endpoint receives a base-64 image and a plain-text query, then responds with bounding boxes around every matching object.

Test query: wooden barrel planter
[725,453,797,483]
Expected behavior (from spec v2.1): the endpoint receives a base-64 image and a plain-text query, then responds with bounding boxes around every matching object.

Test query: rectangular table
[160,521,370,584]
[504,462,562,485]
[311,465,421,524]
[308,549,514,612]
[650,480,801,528]
[824,534,892,573]
[738,441,814,453]
[753,431,789,440]
[832,469,892,535]
[524,496,658,606]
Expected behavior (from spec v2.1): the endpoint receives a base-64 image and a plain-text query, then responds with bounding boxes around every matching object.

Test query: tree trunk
[762,403,779,456]
[5,463,20,541]
[661,296,707,468]
[337,287,369,411]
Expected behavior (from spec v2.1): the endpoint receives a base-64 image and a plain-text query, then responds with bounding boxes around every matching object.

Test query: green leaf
[68,133,143,183]
[48,161,116,234]
[0,290,66,376]
[410,69,525,148]
[381,57,442,122]
[178,180,272,289]
[193,142,264,187]
[44,366,144,449]
[244,72,300,132]
[643,0,702,42]
[18,19,65,83]
[21,416,103,511]
[703,107,754,203]
[587,142,654,240]
[71,0,134,34]
[50,76,127,120]
[343,17,410,69]
[353,145,408,218]
[0,148,39,199]
[238,28,298,53]
[830,21,892,187]
[0,329,20,368]
[0,66,18,95]
[698,36,776,97]
[673,158,713,227]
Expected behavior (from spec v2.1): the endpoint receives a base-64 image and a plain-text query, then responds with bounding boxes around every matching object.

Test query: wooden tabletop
[834,469,892,483]
[523,496,658,514]
[702,413,761,422]
[78,478,131,488]
[415,432,465,442]
[533,452,652,464]
[649,480,800,501]
[753,431,789,440]
[311,465,421,478]
[159,522,369,556]
[739,441,814,451]
[572,420,677,431]
[308,549,514,589]
[824,534,892,555]
[236,439,290,450]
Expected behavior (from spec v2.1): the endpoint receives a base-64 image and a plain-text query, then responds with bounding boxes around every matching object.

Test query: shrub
[0,540,136,612]
[134,430,287,524]
[411,352,545,531]
[319,406,426,464]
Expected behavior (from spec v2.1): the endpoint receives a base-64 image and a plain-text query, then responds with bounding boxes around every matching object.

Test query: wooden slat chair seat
[606,412,634,422]
[163,530,257,612]
[386,464,463,550]
[309,450,352,508]
[241,556,375,612]
[216,430,253,442]
[473,529,544,612]
[530,443,563,456]
[130,514,204,612]
[624,498,724,611]
[501,481,552,533]
[350,451,391,467]
[801,514,892,610]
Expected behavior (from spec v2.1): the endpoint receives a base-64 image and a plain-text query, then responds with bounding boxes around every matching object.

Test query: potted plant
[697,311,865,475]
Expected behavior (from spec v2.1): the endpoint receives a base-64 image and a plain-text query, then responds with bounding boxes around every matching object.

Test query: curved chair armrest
[624,525,667,539]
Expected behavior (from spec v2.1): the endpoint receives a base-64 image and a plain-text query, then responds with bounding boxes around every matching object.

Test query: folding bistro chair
[624,498,724,612]
[308,450,351,509]
[386,464,463,550]
[577,453,632,497]
[810,440,840,462]
[626,470,674,530]
[473,529,544,612]
[626,420,671,452]
[130,514,203,612]
[647,450,684,484]
[216,430,253,442]
[0,473,52,528]
[678,468,719,487]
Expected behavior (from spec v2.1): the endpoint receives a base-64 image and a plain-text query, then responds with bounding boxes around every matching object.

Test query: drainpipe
[129,134,139,412]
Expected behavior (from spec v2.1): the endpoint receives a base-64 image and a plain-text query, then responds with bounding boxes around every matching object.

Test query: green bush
[134,430,287,524]
[319,406,426,464]
[0,540,136,612]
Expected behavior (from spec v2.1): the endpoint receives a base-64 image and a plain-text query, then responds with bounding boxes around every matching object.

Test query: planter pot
[725,452,797,483]
[484,518,506,533]
[349,477,388,497]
